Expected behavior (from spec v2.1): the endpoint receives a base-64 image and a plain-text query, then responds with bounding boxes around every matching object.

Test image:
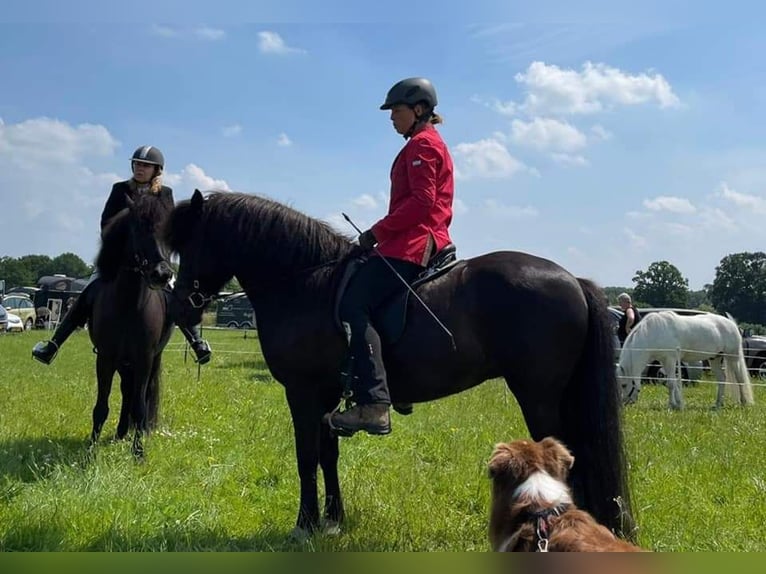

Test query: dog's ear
[540,437,575,478]
[488,442,524,480]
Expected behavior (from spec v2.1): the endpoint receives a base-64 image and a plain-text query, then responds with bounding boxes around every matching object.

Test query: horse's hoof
[288,526,312,543]
[322,520,342,536]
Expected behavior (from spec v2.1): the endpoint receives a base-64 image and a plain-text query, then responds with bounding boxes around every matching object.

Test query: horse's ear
[191,189,204,213]
[125,193,135,209]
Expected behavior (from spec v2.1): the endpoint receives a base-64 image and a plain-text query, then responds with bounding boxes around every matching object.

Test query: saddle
[334,243,459,345]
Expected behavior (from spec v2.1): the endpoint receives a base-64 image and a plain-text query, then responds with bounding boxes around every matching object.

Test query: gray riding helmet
[380,77,438,110]
[131,145,165,169]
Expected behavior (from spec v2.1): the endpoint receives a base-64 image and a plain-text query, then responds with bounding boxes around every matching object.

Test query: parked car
[0,304,8,332]
[216,292,256,329]
[741,332,766,378]
[0,293,36,330]
[5,311,23,332]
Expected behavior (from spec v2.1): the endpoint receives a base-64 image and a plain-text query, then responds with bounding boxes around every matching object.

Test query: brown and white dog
[487,437,645,552]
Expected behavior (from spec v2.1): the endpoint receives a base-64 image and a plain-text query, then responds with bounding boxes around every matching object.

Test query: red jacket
[371,124,454,267]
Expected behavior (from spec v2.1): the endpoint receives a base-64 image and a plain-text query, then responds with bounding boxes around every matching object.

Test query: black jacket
[100,180,174,232]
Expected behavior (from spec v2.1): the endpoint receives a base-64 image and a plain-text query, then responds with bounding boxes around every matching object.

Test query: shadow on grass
[0,436,91,486]
[1,519,388,551]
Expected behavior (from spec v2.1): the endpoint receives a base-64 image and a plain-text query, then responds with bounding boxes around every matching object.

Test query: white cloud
[151,24,178,38]
[277,132,293,147]
[699,206,737,232]
[665,222,693,236]
[222,124,242,137]
[352,194,378,210]
[165,164,231,192]
[551,153,589,167]
[0,116,233,263]
[624,227,648,249]
[590,124,612,141]
[0,117,123,259]
[643,196,696,214]
[510,117,587,152]
[513,61,681,115]
[483,199,538,219]
[452,138,527,179]
[151,25,225,40]
[195,27,225,40]
[0,116,119,167]
[717,181,766,213]
[258,31,305,55]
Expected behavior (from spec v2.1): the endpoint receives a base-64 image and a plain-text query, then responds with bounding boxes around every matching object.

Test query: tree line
[3,250,765,327]
[1,252,242,294]
[605,251,766,331]
[0,253,93,289]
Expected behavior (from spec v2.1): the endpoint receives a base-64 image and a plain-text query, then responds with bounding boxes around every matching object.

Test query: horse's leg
[507,375,564,442]
[285,384,322,538]
[319,391,344,533]
[129,358,152,460]
[664,358,683,410]
[115,364,133,440]
[709,357,727,410]
[91,355,116,447]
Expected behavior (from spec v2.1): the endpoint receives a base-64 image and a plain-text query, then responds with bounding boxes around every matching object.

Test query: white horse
[617,311,755,410]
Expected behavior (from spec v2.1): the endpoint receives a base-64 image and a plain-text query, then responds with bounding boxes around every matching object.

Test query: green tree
[687,288,711,310]
[50,252,93,279]
[17,254,54,283]
[709,252,766,324]
[632,260,689,307]
[0,257,30,289]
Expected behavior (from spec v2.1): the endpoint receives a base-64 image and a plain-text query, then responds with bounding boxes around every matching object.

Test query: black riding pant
[338,256,422,405]
[51,278,100,344]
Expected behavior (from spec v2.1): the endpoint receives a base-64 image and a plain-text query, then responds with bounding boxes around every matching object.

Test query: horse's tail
[146,354,162,431]
[561,278,635,539]
[723,313,755,405]
[727,351,755,405]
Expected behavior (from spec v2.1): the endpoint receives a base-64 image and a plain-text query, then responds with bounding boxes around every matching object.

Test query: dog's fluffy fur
[488,437,645,552]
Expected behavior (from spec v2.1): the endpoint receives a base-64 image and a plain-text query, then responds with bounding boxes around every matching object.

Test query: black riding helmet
[131,145,165,170]
[380,77,438,111]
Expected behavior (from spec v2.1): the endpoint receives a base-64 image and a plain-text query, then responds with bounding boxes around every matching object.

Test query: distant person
[617,292,641,345]
[32,145,212,365]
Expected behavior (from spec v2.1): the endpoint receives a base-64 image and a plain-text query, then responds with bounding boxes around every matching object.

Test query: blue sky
[1,2,764,289]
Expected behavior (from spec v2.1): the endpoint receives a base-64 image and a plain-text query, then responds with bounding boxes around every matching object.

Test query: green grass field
[0,328,764,551]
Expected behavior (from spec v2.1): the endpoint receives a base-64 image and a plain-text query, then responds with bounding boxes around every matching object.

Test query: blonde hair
[129,170,163,194]
[617,292,632,304]
[430,112,443,125]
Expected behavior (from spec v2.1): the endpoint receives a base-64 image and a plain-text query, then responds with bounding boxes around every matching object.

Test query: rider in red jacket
[327,77,455,436]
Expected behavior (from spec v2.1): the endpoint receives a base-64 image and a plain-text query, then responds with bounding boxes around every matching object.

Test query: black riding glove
[358,229,378,250]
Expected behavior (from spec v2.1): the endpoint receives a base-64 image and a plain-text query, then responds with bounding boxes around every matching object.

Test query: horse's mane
[164,191,358,277]
[97,193,172,281]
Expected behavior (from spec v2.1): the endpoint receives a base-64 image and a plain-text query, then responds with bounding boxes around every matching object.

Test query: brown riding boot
[325,403,391,436]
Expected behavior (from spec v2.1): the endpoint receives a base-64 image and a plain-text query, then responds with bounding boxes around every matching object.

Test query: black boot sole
[32,353,54,365]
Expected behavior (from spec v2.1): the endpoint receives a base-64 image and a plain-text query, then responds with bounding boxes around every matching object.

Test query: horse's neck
[111,268,150,308]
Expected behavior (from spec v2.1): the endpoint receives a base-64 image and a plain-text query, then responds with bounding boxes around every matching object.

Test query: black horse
[90,193,175,458]
[166,189,633,538]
